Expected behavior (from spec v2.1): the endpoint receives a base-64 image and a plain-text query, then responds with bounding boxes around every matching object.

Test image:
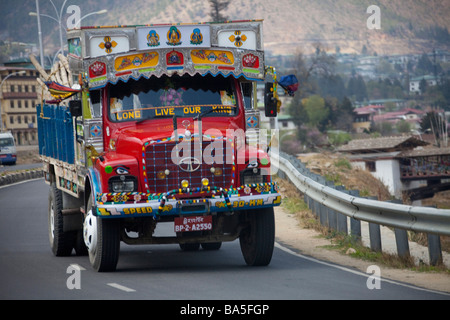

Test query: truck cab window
[108,74,238,122]
[90,90,101,118]
[241,82,253,110]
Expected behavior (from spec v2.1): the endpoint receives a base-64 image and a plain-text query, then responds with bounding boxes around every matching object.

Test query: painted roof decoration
[66,20,264,89]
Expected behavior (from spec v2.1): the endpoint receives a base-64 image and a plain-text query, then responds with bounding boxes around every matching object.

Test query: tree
[332,97,354,131]
[347,75,367,101]
[396,119,411,133]
[416,53,434,75]
[317,74,346,100]
[420,111,448,147]
[303,95,329,129]
[209,0,230,22]
[419,78,427,94]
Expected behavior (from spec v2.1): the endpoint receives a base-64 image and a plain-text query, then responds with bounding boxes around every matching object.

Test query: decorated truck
[34,20,297,272]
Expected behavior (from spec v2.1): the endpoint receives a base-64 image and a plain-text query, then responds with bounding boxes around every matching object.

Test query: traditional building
[0,66,40,145]
[338,136,429,199]
[372,108,426,130]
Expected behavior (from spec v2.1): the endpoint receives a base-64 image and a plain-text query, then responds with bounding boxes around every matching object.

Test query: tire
[179,243,200,251]
[84,195,120,272]
[48,184,75,256]
[201,242,222,250]
[239,207,275,266]
[73,230,88,256]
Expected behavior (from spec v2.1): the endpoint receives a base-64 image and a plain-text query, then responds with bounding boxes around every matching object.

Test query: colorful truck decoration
[33,20,296,272]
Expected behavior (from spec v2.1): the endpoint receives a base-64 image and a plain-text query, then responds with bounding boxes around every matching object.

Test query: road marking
[0,177,43,190]
[275,242,450,297]
[107,283,136,293]
[69,263,86,271]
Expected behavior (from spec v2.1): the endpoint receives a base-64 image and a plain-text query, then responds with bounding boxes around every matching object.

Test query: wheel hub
[83,209,97,253]
[49,203,55,243]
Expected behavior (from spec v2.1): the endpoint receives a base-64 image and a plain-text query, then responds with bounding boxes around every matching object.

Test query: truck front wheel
[84,196,120,272]
[239,207,275,266]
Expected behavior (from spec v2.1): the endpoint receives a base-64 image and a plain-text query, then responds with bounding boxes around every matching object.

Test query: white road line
[107,283,136,293]
[0,177,43,189]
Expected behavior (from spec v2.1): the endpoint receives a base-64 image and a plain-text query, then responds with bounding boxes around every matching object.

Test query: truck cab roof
[66,20,265,89]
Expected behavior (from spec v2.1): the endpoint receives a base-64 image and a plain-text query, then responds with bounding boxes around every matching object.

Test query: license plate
[174,215,212,233]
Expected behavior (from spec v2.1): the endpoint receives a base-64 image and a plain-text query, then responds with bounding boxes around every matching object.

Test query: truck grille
[144,138,235,194]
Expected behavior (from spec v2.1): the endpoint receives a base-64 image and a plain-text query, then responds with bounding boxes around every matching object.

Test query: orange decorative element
[191,50,234,65]
[228,31,247,47]
[99,36,118,53]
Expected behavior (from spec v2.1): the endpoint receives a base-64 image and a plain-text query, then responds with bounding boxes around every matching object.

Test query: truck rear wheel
[48,184,75,256]
[84,196,120,272]
[179,243,200,251]
[239,207,275,266]
[201,242,222,250]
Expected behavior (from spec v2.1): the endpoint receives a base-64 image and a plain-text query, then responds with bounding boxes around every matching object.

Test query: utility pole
[36,0,45,67]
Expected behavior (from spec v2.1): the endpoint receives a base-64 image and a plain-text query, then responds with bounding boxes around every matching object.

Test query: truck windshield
[0,138,14,147]
[109,74,238,122]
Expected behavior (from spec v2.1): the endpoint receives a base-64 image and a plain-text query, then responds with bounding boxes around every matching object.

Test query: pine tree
[209,0,230,22]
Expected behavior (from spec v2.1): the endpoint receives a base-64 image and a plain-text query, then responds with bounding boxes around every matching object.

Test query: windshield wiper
[193,105,234,121]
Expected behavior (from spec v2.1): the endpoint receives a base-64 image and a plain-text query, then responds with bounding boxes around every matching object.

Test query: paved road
[0,179,449,301]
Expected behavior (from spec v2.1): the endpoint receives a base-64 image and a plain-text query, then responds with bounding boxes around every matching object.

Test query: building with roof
[338,135,431,200]
[0,65,40,145]
[353,104,385,133]
[372,108,426,130]
[409,75,438,94]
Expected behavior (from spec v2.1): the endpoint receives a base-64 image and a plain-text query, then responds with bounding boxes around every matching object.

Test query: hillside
[296,152,392,201]
[1,0,450,56]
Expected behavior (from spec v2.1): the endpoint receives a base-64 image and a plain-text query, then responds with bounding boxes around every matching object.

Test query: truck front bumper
[95,182,281,218]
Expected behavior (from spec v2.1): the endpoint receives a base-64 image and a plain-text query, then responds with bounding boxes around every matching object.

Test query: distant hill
[1,0,449,56]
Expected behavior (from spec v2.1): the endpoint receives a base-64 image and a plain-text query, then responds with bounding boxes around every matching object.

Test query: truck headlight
[108,176,137,193]
[241,168,263,185]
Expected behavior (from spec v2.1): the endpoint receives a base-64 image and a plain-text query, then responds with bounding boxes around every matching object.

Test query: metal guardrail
[273,152,450,265]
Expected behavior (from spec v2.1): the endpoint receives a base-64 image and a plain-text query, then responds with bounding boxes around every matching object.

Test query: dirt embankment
[297,152,392,201]
[16,146,41,165]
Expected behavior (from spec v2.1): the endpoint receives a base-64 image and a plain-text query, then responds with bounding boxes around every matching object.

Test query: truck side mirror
[264,83,278,117]
[69,100,82,117]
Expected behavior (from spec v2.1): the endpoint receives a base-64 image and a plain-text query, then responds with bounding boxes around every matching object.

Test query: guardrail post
[366,196,382,252]
[387,200,411,260]
[333,186,347,234]
[348,190,361,240]
[427,234,443,266]
[314,175,325,224]
[369,223,382,252]
[277,169,286,180]
[394,228,410,259]
[325,181,337,231]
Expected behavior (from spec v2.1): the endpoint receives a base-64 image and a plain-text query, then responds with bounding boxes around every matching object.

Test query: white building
[409,75,438,94]
[338,136,428,199]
